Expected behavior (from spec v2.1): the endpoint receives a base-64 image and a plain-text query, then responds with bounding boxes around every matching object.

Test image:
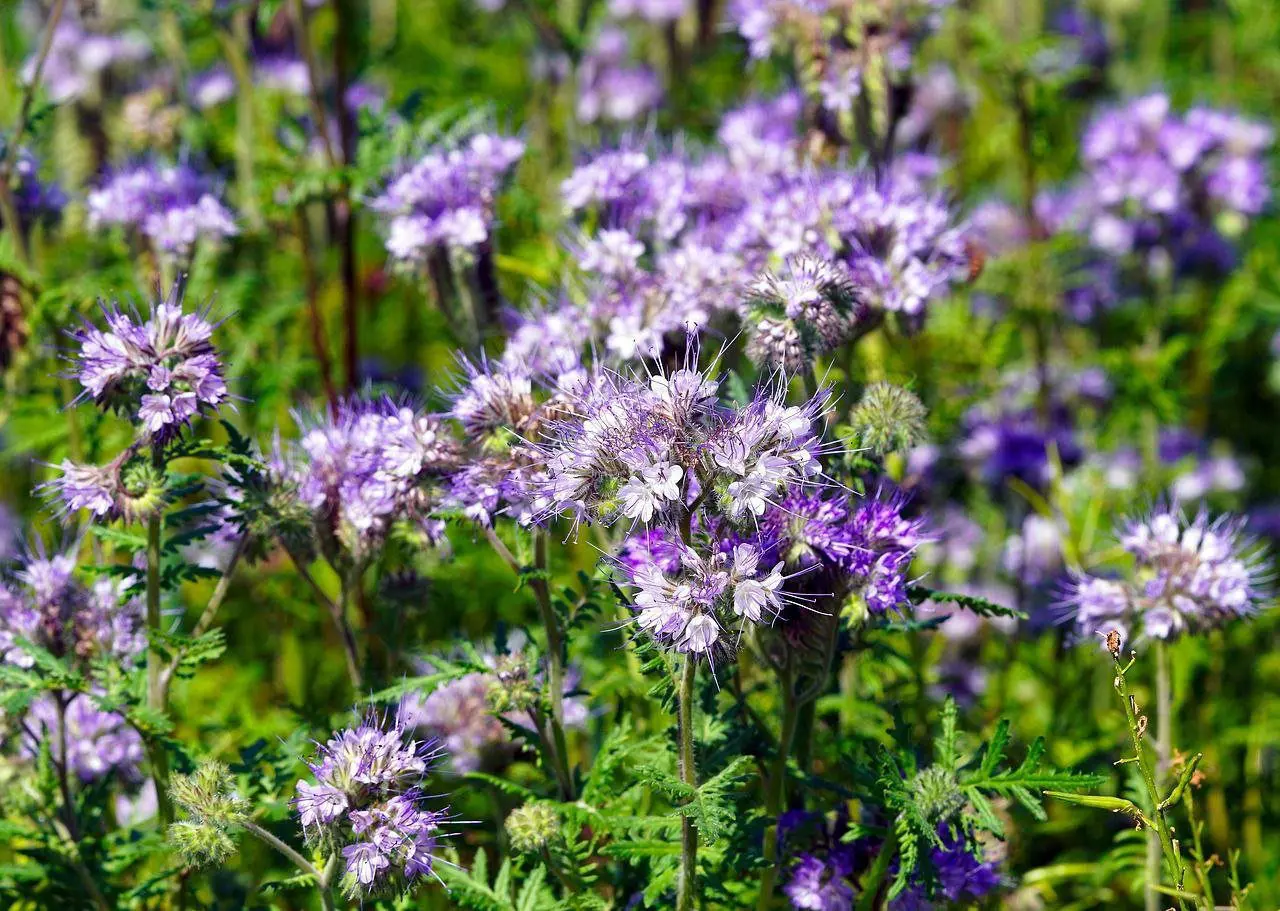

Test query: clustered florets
[293,714,451,899]
[67,287,229,439]
[0,545,144,670]
[369,133,525,265]
[1043,93,1272,274]
[20,693,145,783]
[534,360,830,530]
[1062,507,1269,644]
[746,254,866,370]
[87,162,237,260]
[282,397,462,562]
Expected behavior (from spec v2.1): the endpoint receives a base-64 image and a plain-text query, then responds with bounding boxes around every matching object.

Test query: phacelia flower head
[745,254,866,369]
[369,133,524,265]
[1046,93,1272,278]
[0,540,145,671]
[284,397,462,563]
[69,284,229,440]
[87,162,237,261]
[46,450,168,523]
[21,693,145,784]
[784,850,855,911]
[1061,507,1270,644]
[294,712,453,900]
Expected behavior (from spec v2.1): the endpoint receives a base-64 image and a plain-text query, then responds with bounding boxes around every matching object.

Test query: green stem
[242,820,333,911]
[1147,640,1173,911]
[218,10,261,230]
[756,665,798,911]
[676,656,699,911]
[854,825,898,911]
[145,446,173,826]
[335,571,365,690]
[1114,654,1186,911]
[532,530,575,800]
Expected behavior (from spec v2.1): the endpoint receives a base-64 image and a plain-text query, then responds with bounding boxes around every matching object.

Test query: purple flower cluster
[747,488,932,615]
[533,360,829,528]
[87,162,237,260]
[21,693,145,784]
[283,397,462,560]
[745,254,867,370]
[958,365,1106,488]
[577,28,663,125]
[1044,93,1272,276]
[294,713,452,899]
[0,144,65,231]
[369,134,525,265]
[0,544,145,670]
[67,287,228,441]
[27,16,149,104]
[782,822,1000,911]
[1062,508,1269,644]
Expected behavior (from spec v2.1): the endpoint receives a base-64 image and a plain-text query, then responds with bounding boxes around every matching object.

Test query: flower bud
[849,382,928,457]
[505,803,560,854]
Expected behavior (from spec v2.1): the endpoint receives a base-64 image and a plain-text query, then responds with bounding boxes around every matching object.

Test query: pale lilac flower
[1061,507,1270,644]
[21,693,145,783]
[295,713,452,899]
[69,286,228,439]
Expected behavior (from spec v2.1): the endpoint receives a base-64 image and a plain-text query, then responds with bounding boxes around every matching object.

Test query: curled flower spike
[87,161,237,261]
[745,254,866,369]
[45,450,168,524]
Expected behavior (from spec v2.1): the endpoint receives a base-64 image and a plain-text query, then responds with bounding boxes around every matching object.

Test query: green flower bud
[910,766,965,825]
[169,819,239,867]
[849,382,928,457]
[505,803,560,854]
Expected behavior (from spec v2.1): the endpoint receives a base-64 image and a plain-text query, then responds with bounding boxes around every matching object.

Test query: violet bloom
[284,397,461,561]
[1061,507,1269,645]
[784,851,855,911]
[68,286,228,440]
[0,143,65,232]
[1046,93,1272,279]
[0,542,145,671]
[189,66,236,109]
[21,693,145,783]
[294,713,453,900]
[88,162,237,261]
[891,825,1001,909]
[25,17,149,104]
[745,254,867,370]
[369,133,524,265]
[576,28,662,126]
[609,0,687,20]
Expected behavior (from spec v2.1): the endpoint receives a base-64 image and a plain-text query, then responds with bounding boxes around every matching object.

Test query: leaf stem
[854,825,899,911]
[756,658,799,910]
[1114,652,1186,911]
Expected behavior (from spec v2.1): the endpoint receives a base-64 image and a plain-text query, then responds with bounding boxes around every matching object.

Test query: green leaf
[907,585,1028,620]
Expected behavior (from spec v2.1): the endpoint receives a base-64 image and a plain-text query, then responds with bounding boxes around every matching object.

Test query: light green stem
[145,452,173,826]
[854,826,898,911]
[676,657,699,911]
[242,820,334,911]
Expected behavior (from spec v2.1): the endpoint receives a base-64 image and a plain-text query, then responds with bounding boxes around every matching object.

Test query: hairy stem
[242,820,333,910]
[335,571,366,690]
[145,444,173,826]
[1147,640,1173,911]
[158,534,248,698]
[219,10,261,229]
[756,662,798,910]
[533,530,575,800]
[53,692,80,841]
[296,207,338,409]
[854,825,898,911]
[676,656,699,911]
[1114,653,1186,911]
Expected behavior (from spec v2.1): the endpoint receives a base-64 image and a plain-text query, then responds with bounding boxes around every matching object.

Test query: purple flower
[576,28,662,125]
[1,541,144,670]
[784,851,855,911]
[369,133,524,264]
[88,162,237,260]
[283,396,461,560]
[1061,507,1269,644]
[26,17,149,104]
[0,143,65,231]
[69,286,228,439]
[295,712,452,899]
[21,693,145,783]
